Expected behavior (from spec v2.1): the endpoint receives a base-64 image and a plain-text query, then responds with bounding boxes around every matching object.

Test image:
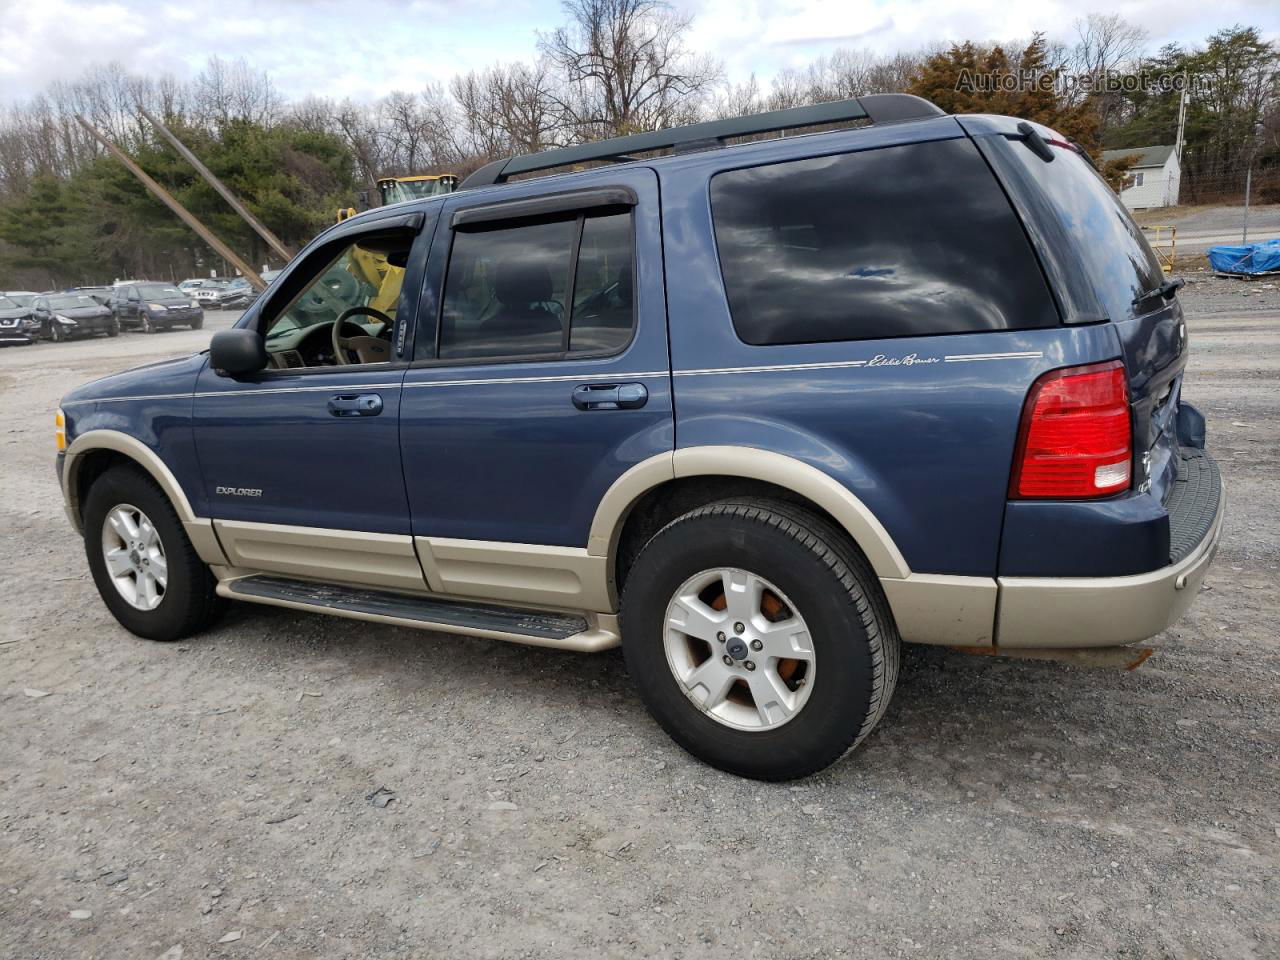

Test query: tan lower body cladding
[210,519,612,612]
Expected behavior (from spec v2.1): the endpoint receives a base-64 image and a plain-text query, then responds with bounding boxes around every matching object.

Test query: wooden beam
[75,115,265,290]
[137,106,295,264]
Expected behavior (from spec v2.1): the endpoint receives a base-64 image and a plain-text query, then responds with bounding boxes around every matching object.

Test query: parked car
[0,294,37,345]
[73,286,115,306]
[34,292,118,341]
[111,282,204,333]
[2,290,38,308]
[54,95,1223,780]
[178,279,205,296]
[191,278,253,311]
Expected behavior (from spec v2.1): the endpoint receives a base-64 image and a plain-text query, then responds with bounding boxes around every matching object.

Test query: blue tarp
[1207,238,1280,275]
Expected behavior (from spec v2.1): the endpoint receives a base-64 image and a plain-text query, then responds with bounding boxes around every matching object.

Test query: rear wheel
[621,499,899,780]
[83,464,224,641]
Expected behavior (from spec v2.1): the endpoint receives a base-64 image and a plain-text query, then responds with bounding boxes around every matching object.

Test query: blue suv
[56,95,1223,780]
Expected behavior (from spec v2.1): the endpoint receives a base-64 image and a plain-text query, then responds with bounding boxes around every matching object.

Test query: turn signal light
[1009,361,1132,499]
[55,409,66,452]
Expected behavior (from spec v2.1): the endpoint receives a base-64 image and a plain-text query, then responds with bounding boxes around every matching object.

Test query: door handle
[328,393,383,417]
[572,382,648,411]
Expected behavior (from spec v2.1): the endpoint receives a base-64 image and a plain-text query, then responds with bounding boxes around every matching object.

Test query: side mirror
[210,328,268,376]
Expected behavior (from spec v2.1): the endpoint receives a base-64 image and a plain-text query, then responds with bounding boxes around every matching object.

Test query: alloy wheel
[664,567,815,731]
[101,504,168,611]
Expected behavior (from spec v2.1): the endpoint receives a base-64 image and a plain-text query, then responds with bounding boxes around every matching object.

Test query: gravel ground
[1178,273,1280,314]
[1,303,1277,959]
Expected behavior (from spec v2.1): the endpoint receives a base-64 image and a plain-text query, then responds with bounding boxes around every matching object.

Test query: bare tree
[1066,13,1148,130]
[539,0,721,137]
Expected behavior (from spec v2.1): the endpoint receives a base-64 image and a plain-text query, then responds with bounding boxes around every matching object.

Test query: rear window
[1006,143,1164,322]
[710,138,1058,346]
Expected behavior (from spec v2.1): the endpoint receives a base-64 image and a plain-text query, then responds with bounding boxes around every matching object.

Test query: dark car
[55,95,1222,781]
[111,282,204,333]
[0,294,37,345]
[33,292,119,342]
[73,286,115,306]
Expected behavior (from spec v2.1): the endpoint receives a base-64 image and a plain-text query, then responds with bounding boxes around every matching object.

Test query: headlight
[148,303,168,311]
[55,408,66,452]
[54,313,76,325]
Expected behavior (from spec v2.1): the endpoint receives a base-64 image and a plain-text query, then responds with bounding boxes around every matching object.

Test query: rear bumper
[996,458,1225,648]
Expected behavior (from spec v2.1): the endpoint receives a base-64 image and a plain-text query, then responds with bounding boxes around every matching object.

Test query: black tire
[50,322,64,343]
[190,316,203,330]
[141,315,156,334]
[82,464,224,641]
[620,498,900,781]
[106,317,120,337]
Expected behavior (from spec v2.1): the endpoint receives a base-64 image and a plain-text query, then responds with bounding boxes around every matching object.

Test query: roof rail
[459,93,944,189]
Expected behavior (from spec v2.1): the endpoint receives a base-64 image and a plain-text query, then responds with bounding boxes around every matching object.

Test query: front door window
[261,236,411,368]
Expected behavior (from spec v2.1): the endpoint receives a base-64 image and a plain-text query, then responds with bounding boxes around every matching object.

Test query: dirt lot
[2,291,1278,959]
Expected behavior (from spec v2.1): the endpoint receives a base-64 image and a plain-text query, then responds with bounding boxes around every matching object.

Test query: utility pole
[1174,71,1188,163]
[1243,120,1263,244]
[137,105,295,263]
[1243,165,1252,244]
[75,116,265,290]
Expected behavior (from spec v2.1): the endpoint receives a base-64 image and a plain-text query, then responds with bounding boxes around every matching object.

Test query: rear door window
[710,138,1058,346]
[1004,144,1164,323]
[438,209,635,361]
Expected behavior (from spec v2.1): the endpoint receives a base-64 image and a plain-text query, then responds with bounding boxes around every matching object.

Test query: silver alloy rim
[101,504,168,611]
[664,568,815,731]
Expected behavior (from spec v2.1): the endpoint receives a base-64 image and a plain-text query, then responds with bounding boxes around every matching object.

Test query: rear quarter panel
[659,120,1122,577]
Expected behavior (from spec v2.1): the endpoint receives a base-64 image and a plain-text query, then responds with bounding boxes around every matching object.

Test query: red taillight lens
[1009,360,1132,499]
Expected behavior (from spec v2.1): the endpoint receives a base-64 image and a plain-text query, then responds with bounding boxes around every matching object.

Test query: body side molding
[213,519,428,593]
[416,537,612,612]
[61,429,228,566]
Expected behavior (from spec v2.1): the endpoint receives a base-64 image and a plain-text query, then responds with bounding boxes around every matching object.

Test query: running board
[218,575,619,652]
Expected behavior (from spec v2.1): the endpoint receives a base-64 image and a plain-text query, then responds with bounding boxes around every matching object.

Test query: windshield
[379,177,456,205]
[0,296,17,309]
[6,294,34,307]
[138,284,183,298]
[1008,142,1164,322]
[48,295,101,309]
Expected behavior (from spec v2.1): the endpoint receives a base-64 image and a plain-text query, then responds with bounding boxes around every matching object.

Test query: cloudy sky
[0,0,1276,105]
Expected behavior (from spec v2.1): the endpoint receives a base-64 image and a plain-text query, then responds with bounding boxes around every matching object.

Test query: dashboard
[265,318,389,369]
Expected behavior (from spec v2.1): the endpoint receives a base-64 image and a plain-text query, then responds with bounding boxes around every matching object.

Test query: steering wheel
[332,306,394,365]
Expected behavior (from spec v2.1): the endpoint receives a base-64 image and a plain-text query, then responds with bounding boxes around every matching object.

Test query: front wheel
[82,465,224,641]
[621,499,900,781]
[106,317,120,337]
[49,322,64,343]
[190,316,203,330]
[141,315,155,334]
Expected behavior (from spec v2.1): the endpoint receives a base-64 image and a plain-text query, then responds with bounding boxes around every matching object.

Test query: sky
[0,0,1276,106]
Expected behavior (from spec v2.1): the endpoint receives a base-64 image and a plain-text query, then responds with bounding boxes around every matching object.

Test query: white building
[1101,144,1181,210]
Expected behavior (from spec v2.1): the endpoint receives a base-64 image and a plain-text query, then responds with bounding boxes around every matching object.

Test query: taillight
[1009,360,1132,499]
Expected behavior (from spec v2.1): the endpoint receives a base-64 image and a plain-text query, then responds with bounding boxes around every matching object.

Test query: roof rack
[459,93,945,189]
